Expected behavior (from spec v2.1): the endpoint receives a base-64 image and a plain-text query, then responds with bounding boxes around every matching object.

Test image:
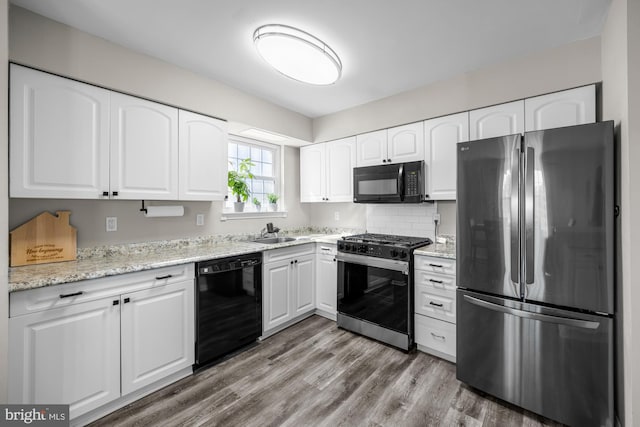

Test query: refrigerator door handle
[510,142,520,289]
[463,295,600,329]
[525,147,535,285]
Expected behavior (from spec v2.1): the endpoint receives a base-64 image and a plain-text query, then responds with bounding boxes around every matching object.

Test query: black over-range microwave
[353,160,425,203]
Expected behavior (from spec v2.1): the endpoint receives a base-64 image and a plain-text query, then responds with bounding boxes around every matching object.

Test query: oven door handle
[335,253,409,274]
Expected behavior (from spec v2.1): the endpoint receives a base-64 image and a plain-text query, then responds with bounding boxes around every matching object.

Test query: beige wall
[9,6,312,142]
[0,0,8,404]
[10,147,309,247]
[313,37,602,142]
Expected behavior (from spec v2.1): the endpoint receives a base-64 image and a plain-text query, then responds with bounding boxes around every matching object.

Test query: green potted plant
[267,193,279,212]
[228,158,255,212]
[252,197,262,212]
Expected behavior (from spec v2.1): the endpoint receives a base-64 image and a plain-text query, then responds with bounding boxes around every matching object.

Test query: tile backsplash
[366,204,436,239]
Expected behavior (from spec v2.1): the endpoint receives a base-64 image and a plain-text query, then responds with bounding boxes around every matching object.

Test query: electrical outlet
[196,214,204,226]
[106,217,117,232]
[334,211,340,221]
[433,213,441,223]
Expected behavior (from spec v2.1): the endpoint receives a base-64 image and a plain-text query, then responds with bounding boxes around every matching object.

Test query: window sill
[220,210,288,221]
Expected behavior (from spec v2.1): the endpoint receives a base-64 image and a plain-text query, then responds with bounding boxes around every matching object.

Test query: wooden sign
[10,211,77,267]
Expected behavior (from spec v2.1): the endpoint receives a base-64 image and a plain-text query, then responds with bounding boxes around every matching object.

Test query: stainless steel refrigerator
[456,121,615,427]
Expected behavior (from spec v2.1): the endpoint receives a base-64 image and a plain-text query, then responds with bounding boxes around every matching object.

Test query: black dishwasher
[195,252,262,369]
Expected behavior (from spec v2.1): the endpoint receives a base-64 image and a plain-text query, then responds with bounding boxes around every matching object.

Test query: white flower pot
[233,202,245,212]
[268,203,278,212]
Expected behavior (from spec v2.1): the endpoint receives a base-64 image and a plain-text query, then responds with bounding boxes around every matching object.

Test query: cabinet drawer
[415,314,456,360]
[415,283,456,323]
[10,264,195,317]
[316,243,337,256]
[414,255,456,275]
[414,270,456,292]
[264,243,315,263]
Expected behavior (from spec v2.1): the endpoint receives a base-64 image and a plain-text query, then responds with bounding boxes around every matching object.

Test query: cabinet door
[10,64,110,199]
[263,260,293,332]
[387,122,424,164]
[469,100,524,140]
[300,143,326,202]
[356,129,387,166]
[525,85,596,132]
[293,254,316,316]
[178,110,228,200]
[8,297,120,419]
[120,280,194,395]
[316,251,337,315]
[325,137,356,202]
[110,92,179,200]
[424,112,469,200]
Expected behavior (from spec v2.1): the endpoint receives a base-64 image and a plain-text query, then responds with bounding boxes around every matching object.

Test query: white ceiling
[10,0,611,118]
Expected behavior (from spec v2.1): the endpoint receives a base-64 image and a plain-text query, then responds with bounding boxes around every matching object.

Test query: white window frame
[221,135,286,221]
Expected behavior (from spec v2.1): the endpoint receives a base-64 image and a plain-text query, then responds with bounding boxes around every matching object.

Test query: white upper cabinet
[387,122,424,164]
[469,100,525,140]
[356,123,424,166]
[356,129,387,166]
[10,64,111,198]
[300,144,326,202]
[110,93,179,200]
[300,136,355,203]
[325,137,356,202]
[178,111,227,201]
[524,85,596,132]
[10,65,223,201]
[424,112,469,200]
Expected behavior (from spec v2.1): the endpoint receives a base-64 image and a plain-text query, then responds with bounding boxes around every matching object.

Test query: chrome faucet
[261,222,280,238]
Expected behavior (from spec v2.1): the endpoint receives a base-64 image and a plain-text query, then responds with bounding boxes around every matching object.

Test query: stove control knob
[390,249,399,258]
[359,245,367,253]
[344,244,351,251]
[400,251,407,259]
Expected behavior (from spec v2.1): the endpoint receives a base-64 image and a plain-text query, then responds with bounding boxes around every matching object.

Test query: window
[226,136,279,212]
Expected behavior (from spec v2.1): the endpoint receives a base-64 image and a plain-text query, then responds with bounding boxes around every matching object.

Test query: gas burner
[338,233,432,260]
[342,233,432,248]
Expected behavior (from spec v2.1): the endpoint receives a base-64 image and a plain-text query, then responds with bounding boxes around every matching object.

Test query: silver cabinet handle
[429,263,443,268]
[155,274,173,280]
[463,295,600,329]
[429,279,443,284]
[430,332,446,340]
[429,301,444,308]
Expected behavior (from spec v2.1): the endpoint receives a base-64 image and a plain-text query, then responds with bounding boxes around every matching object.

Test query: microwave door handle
[398,164,404,201]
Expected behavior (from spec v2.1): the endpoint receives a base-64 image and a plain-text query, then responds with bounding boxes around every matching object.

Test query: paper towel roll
[143,205,184,217]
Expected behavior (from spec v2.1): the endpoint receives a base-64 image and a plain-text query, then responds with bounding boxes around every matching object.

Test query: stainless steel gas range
[336,233,432,351]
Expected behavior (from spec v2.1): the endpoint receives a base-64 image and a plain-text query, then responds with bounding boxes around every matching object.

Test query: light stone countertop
[9,231,350,293]
[414,235,456,260]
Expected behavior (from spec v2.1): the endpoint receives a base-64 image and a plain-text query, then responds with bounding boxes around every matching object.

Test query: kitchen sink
[251,236,297,244]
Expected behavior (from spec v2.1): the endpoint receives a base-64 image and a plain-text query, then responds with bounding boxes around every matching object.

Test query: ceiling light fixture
[253,24,342,85]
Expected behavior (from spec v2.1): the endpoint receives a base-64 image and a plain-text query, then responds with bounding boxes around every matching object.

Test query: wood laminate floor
[91,315,563,427]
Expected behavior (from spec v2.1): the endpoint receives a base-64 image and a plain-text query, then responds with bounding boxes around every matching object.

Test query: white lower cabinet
[414,254,457,362]
[9,264,194,421]
[263,244,316,334]
[8,296,121,419]
[120,281,195,395]
[315,244,337,319]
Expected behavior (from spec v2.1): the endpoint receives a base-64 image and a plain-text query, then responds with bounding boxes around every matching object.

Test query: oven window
[358,178,397,195]
[338,262,409,333]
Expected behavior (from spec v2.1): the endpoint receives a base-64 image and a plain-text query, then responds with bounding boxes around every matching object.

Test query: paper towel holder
[139,200,185,218]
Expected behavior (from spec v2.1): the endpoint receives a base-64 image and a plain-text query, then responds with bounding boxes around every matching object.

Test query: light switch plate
[106,217,117,232]
[334,211,340,221]
[196,214,204,226]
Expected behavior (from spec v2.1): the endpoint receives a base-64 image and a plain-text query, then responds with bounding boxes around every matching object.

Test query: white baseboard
[417,343,456,364]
